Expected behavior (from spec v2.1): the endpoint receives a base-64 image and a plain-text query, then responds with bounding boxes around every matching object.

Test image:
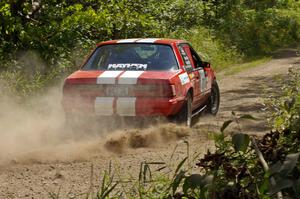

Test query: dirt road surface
[0,51,299,198]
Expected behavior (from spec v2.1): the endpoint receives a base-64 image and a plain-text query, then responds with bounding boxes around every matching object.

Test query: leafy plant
[267,68,300,132]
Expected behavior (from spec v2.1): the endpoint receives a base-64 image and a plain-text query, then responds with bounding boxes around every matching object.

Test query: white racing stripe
[117,39,139,43]
[136,38,158,43]
[96,71,144,116]
[118,71,144,84]
[116,71,143,115]
[94,97,114,116]
[116,97,136,116]
[97,71,123,84]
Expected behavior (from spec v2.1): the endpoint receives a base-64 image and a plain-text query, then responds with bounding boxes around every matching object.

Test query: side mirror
[202,61,211,68]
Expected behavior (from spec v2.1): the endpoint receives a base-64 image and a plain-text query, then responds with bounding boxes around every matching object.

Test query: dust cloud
[0,85,75,165]
[105,124,191,153]
[0,83,191,166]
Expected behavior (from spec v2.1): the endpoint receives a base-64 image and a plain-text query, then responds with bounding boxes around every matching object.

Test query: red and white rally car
[62,38,220,127]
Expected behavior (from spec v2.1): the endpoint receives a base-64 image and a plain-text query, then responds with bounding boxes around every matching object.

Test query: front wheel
[207,80,220,115]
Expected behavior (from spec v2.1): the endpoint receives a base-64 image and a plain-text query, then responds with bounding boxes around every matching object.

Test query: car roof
[96,38,187,46]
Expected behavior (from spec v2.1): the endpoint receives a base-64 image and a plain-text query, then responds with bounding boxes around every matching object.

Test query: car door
[190,47,211,92]
[177,44,202,108]
[186,45,211,106]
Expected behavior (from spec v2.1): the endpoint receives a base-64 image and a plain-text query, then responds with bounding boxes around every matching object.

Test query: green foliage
[1,0,300,98]
[170,27,242,71]
[202,0,300,55]
[193,114,260,198]
[0,53,67,100]
[232,133,250,152]
[268,68,300,132]
[97,170,119,199]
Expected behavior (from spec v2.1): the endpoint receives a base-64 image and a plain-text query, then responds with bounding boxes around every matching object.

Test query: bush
[203,2,300,55]
[1,0,300,98]
[268,68,300,132]
[171,27,242,71]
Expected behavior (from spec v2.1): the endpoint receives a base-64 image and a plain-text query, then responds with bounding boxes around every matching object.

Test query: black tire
[176,92,192,127]
[207,80,220,115]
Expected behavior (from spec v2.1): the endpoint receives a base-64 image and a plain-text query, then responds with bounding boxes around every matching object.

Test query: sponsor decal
[189,73,195,79]
[108,63,147,70]
[178,45,193,70]
[179,72,190,85]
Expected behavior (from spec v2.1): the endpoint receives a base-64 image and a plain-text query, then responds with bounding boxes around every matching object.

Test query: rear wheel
[176,92,192,127]
[207,80,220,115]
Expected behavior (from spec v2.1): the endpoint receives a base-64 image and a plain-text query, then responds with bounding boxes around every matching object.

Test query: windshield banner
[108,63,147,70]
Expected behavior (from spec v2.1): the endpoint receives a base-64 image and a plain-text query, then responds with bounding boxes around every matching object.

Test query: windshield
[82,44,178,71]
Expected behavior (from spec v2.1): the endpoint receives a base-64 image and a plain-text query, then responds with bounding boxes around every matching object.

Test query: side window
[178,44,193,71]
[190,47,203,68]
